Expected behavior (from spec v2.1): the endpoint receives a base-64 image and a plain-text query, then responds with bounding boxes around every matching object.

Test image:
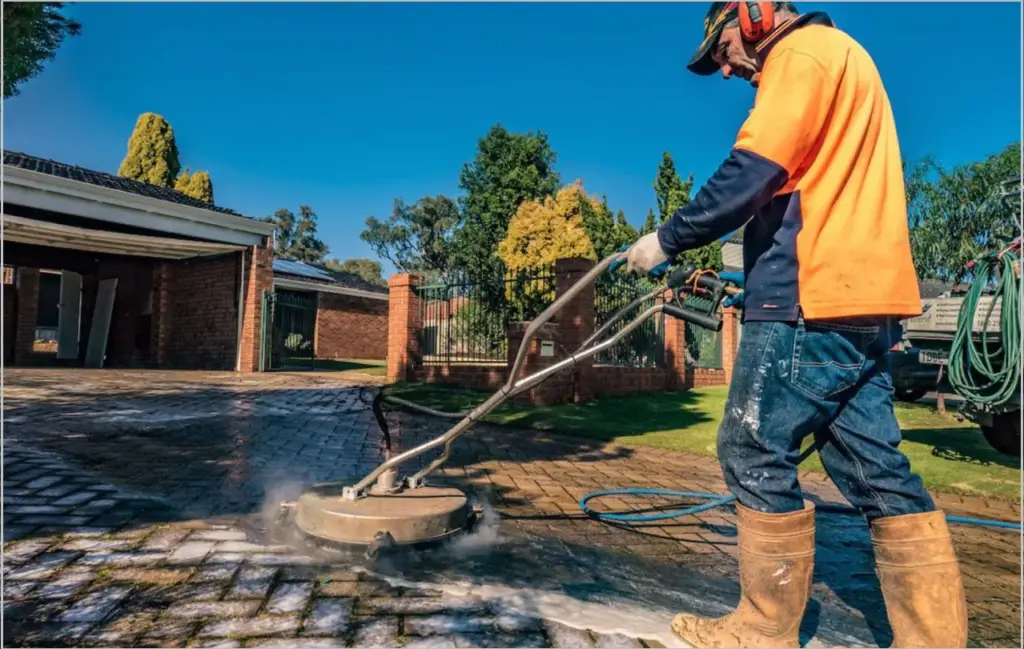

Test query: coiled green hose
[947,246,1021,406]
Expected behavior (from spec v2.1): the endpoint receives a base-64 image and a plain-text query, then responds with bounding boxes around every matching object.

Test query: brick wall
[315,292,388,361]
[387,258,742,404]
[386,274,421,383]
[412,364,507,390]
[591,365,669,397]
[4,268,17,365]
[238,242,274,372]
[14,268,39,365]
[166,253,240,371]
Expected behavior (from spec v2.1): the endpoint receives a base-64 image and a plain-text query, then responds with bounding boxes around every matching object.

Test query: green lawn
[386,382,1021,501]
[283,358,387,376]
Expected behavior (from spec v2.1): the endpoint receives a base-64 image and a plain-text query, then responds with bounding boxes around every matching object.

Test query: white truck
[901,291,1020,456]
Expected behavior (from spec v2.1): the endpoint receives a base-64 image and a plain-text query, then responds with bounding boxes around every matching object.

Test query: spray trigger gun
[660,265,746,332]
[718,271,745,308]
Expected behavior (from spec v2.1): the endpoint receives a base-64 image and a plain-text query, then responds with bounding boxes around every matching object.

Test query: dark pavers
[2,369,1020,648]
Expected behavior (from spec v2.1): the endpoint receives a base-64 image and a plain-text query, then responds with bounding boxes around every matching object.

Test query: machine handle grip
[608,244,671,280]
[663,303,723,332]
[667,264,729,295]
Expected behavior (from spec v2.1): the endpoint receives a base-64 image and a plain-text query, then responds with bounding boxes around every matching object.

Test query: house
[3,151,392,371]
[722,229,743,273]
[3,150,273,371]
[268,259,388,366]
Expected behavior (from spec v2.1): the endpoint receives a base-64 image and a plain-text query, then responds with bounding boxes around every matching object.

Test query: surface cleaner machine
[286,253,740,555]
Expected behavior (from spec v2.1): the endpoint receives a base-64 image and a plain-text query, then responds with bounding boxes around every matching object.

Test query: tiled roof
[273,259,388,295]
[3,150,244,218]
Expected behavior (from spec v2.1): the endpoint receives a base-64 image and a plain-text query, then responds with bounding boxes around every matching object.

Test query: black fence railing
[418,265,556,365]
[594,274,666,368]
[262,289,319,371]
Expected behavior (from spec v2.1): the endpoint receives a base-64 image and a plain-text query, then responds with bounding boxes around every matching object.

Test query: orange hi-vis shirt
[657,12,923,322]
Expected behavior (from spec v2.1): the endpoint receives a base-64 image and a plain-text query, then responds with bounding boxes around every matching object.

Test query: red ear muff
[738,2,775,42]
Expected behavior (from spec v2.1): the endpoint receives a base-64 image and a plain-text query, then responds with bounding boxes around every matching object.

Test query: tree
[907,142,1021,284]
[641,208,657,235]
[654,152,695,224]
[653,151,722,271]
[361,195,459,275]
[174,168,193,192]
[497,182,596,272]
[118,113,182,188]
[3,2,80,99]
[324,258,387,287]
[579,192,620,260]
[264,205,329,263]
[614,209,639,251]
[185,170,214,204]
[453,124,561,277]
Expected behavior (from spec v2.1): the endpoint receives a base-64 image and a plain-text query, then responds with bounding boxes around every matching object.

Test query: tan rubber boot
[870,510,968,648]
[671,502,816,648]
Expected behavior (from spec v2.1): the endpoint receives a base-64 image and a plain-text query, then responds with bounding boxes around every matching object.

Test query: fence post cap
[388,273,420,288]
[554,257,597,272]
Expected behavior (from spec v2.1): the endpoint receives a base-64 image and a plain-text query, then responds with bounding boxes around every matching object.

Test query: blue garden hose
[586,262,1019,532]
[579,489,1022,531]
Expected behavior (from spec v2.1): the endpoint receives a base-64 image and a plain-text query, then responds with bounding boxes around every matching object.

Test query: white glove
[625,231,670,275]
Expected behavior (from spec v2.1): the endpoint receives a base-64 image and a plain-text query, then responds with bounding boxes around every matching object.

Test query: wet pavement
[2,369,1021,648]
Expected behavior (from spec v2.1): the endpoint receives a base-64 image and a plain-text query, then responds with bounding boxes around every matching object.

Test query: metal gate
[594,274,665,367]
[261,289,318,370]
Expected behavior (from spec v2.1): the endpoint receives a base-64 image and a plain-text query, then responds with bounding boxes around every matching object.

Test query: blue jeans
[718,316,935,521]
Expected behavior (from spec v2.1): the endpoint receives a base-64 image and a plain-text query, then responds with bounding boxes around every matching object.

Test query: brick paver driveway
[3,369,1020,648]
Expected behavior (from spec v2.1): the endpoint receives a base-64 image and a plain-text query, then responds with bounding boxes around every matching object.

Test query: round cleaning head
[294,483,472,550]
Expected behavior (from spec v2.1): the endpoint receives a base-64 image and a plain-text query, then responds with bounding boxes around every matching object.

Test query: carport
[2,151,276,371]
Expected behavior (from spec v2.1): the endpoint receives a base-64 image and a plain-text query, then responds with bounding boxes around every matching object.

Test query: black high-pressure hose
[358,386,393,454]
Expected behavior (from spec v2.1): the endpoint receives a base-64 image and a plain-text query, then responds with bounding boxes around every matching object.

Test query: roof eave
[3,164,275,246]
[273,276,389,301]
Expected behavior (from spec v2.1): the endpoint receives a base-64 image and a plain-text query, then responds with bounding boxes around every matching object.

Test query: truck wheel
[980,411,1022,457]
[896,389,928,403]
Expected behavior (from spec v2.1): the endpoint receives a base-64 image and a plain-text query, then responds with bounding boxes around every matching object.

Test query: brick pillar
[722,306,739,384]
[553,257,597,403]
[510,319,581,405]
[14,268,39,365]
[238,242,273,372]
[150,262,173,367]
[386,273,421,383]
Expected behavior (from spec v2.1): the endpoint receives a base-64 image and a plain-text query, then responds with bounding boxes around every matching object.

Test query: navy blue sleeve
[656,148,789,257]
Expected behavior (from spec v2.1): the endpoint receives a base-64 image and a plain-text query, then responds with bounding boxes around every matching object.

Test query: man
[625,3,968,648]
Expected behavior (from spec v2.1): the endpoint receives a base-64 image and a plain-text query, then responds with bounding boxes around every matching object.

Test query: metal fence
[418,265,556,365]
[594,274,665,367]
[261,289,319,370]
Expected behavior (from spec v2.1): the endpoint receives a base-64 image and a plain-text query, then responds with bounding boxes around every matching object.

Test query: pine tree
[642,208,657,235]
[187,170,214,204]
[654,152,695,224]
[578,189,619,260]
[118,113,181,188]
[614,209,639,249]
[174,168,192,192]
[653,152,721,270]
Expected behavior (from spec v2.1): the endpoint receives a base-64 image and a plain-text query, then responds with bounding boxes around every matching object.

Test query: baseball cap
[687,2,740,76]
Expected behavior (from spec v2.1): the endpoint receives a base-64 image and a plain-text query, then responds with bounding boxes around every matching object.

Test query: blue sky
[5,2,1021,275]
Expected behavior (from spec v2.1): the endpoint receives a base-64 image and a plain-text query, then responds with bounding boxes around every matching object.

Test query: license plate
[919,349,949,365]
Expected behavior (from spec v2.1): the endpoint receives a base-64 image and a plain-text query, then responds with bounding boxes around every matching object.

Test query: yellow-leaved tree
[497,181,597,316]
[498,181,596,270]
